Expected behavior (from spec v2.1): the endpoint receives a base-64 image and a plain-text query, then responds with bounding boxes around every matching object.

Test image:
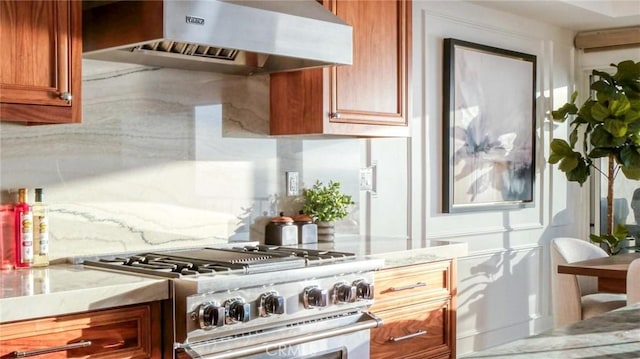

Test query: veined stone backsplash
[0,60,362,263]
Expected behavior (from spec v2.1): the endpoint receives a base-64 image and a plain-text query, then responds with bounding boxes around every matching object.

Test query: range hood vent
[83,0,353,75]
[135,42,239,61]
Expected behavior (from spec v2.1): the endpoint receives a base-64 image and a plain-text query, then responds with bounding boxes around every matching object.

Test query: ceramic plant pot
[316,221,335,242]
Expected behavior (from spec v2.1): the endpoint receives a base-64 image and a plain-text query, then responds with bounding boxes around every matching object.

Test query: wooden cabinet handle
[389,330,427,342]
[390,282,427,291]
[12,340,92,357]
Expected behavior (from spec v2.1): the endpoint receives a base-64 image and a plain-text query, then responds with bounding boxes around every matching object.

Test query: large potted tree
[549,60,640,254]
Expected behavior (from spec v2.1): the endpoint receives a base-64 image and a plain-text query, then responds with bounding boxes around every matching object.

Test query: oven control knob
[353,279,375,300]
[303,286,328,308]
[259,291,285,316]
[197,301,225,329]
[333,282,356,303]
[225,298,250,324]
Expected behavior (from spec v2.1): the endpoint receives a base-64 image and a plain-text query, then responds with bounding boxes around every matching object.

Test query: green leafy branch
[303,180,354,223]
[549,60,640,254]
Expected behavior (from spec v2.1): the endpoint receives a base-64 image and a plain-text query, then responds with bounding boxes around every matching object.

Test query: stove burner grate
[239,245,357,263]
[83,245,358,278]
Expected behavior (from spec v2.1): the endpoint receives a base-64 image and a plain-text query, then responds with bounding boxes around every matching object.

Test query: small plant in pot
[303,180,354,242]
[549,60,640,255]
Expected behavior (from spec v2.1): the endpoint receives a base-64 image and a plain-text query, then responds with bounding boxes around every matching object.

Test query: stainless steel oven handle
[183,312,383,359]
[11,340,92,358]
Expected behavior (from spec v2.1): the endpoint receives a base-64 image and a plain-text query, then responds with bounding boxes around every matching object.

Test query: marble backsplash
[0,60,362,265]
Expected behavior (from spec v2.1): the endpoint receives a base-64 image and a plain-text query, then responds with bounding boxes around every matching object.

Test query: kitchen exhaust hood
[83,0,353,75]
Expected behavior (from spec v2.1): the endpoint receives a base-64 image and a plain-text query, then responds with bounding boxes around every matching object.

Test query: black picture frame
[442,38,537,213]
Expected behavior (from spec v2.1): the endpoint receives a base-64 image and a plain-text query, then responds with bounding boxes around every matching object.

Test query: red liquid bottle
[14,188,34,268]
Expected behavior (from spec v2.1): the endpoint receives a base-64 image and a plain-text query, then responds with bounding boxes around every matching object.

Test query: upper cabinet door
[270,0,411,137]
[0,0,82,124]
[330,0,409,127]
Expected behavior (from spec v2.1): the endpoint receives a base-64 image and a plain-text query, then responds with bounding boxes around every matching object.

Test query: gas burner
[83,246,310,278]
[88,255,228,278]
[238,244,356,261]
[84,245,356,278]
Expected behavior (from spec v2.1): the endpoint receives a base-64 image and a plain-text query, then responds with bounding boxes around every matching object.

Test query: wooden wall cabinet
[0,0,82,124]
[0,302,162,358]
[370,259,457,359]
[270,0,411,137]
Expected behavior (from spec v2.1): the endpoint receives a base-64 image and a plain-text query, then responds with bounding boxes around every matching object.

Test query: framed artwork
[442,38,536,213]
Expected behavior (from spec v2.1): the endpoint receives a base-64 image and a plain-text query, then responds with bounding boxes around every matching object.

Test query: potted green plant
[549,60,640,254]
[303,180,354,242]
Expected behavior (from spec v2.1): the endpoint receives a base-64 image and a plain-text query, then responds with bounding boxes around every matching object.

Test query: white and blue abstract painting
[443,39,536,212]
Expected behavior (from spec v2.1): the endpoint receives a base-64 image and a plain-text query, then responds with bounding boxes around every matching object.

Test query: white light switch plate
[286,171,299,196]
[360,167,374,192]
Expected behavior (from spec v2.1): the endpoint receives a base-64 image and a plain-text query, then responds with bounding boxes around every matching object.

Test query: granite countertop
[462,303,640,358]
[0,237,466,324]
[0,264,169,323]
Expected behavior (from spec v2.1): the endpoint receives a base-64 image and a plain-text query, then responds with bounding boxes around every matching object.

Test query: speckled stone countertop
[462,302,640,358]
[0,264,169,323]
[0,237,466,324]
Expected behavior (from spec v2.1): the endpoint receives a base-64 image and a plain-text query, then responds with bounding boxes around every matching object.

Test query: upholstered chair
[550,237,627,327]
[626,258,640,305]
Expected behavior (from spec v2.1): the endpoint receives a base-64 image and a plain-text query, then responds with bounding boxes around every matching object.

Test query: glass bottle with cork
[32,188,49,267]
[14,188,34,268]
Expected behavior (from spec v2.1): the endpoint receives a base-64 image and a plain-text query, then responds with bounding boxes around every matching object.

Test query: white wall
[0,61,363,261]
[368,1,587,355]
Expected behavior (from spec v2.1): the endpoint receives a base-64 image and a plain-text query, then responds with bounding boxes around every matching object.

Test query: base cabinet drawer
[374,261,451,310]
[370,300,451,359]
[370,259,456,359]
[0,303,161,358]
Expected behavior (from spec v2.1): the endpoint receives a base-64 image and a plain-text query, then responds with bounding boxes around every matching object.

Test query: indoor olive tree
[549,60,640,254]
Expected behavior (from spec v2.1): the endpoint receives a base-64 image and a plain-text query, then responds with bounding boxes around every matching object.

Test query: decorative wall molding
[425,222,544,239]
[457,315,552,352]
[424,6,574,47]
[460,244,543,259]
[456,244,549,355]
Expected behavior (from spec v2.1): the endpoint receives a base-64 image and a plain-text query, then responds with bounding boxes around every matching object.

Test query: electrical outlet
[286,171,299,196]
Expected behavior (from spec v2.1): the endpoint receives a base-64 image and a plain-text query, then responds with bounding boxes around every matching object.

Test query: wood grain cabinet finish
[270,0,411,137]
[0,303,162,358]
[0,0,82,124]
[370,259,457,359]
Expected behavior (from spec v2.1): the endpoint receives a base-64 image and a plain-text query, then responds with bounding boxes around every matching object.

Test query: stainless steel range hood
[83,0,353,75]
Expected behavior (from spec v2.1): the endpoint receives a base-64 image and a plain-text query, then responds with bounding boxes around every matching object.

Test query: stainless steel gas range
[83,244,383,358]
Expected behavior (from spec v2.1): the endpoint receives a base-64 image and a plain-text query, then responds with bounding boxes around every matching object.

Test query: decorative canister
[264,213,298,246]
[293,211,317,244]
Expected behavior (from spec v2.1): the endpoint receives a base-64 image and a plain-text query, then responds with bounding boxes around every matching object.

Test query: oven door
[176,311,382,359]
